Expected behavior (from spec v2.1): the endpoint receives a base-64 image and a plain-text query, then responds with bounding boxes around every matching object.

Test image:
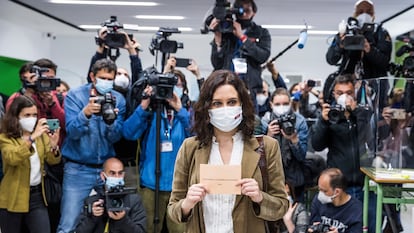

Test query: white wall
[0,0,339,100]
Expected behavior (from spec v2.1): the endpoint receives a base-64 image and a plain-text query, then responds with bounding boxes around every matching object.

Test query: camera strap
[104,219,109,233]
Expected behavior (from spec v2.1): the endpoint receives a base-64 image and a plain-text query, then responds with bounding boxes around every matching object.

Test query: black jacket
[326,24,391,79]
[75,187,146,233]
[311,107,373,187]
[211,21,271,92]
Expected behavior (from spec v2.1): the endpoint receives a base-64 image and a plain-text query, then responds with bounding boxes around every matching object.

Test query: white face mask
[317,191,336,204]
[357,13,373,26]
[272,105,290,116]
[19,117,37,133]
[336,94,349,109]
[256,94,268,106]
[114,74,130,89]
[208,106,243,132]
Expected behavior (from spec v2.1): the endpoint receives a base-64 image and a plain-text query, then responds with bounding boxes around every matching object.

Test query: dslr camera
[308,223,331,233]
[201,0,244,34]
[149,27,183,55]
[96,16,133,48]
[84,185,136,214]
[270,113,297,136]
[95,93,117,125]
[140,66,178,101]
[342,17,374,51]
[30,65,61,92]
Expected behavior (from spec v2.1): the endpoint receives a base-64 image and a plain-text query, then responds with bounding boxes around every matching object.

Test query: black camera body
[328,103,346,124]
[95,93,117,125]
[105,185,135,212]
[97,16,133,48]
[142,67,178,101]
[342,17,374,51]
[30,65,61,92]
[308,223,331,233]
[202,0,244,34]
[270,112,296,136]
[149,27,183,55]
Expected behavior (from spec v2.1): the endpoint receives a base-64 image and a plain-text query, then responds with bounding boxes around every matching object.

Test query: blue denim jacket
[62,84,125,164]
[123,105,190,191]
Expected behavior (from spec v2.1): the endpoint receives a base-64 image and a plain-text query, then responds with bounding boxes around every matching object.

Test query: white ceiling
[6,0,414,40]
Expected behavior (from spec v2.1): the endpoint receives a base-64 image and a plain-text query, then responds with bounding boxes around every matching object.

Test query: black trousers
[0,189,50,233]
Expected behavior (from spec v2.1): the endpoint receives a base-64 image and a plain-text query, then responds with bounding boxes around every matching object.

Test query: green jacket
[168,135,289,233]
[0,133,61,212]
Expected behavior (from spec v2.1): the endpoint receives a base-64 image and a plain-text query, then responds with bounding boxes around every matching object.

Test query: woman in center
[168,69,288,233]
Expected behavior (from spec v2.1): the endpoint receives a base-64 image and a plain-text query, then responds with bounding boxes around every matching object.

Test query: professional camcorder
[342,17,374,51]
[201,0,244,34]
[270,113,296,136]
[149,27,183,55]
[30,65,61,92]
[96,16,133,48]
[389,43,414,78]
[308,223,331,233]
[95,93,117,125]
[84,185,136,214]
[141,66,178,101]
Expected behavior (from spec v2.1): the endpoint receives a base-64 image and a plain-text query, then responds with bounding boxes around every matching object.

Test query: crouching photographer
[261,88,308,201]
[75,158,146,233]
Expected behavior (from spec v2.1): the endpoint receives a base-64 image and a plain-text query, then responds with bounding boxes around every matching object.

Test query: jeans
[0,191,50,233]
[57,162,102,233]
[347,186,377,233]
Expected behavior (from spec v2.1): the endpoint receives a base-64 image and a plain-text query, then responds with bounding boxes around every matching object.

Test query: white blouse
[29,143,41,186]
[203,131,244,233]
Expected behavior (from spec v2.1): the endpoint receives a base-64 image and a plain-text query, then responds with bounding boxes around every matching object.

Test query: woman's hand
[181,184,207,215]
[48,128,60,149]
[237,178,263,203]
[31,118,49,140]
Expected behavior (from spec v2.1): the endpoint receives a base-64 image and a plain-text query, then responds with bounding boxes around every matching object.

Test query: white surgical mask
[174,86,184,98]
[336,94,348,109]
[317,191,336,204]
[95,78,114,94]
[256,94,268,106]
[208,106,243,132]
[114,74,130,89]
[19,117,37,133]
[272,105,290,116]
[357,13,373,26]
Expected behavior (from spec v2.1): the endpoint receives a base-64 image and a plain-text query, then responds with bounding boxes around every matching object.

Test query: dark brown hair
[173,69,189,95]
[192,70,255,146]
[0,96,37,138]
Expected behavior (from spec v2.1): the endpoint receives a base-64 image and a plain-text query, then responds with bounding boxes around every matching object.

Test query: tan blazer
[168,135,289,233]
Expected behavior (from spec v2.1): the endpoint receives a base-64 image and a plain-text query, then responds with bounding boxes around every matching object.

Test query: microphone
[298,29,307,49]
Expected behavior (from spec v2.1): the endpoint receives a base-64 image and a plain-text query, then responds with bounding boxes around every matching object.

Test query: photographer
[209,0,271,111]
[308,168,362,233]
[122,75,190,233]
[75,157,146,233]
[311,74,374,231]
[326,0,391,110]
[57,59,126,233]
[261,88,308,201]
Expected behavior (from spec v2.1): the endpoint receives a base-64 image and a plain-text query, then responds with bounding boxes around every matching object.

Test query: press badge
[161,140,173,152]
[232,58,247,74]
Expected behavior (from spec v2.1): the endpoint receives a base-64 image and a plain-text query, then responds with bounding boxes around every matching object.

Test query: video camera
[270,112,296,136]
[141,66,178,101]
[342,17,375,51]
[94,93,117,125]
[96,16,133,49]
[308,223,331,233]
[201,0,244,34]
[84,185,136,214]
[389,42,414,78]
[149,27,183,55]
[30,65,61,92]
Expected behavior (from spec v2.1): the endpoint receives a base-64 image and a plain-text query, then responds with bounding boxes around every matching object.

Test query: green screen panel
[0,56,28,96]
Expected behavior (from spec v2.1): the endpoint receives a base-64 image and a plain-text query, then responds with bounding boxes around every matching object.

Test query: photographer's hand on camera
[163,57,177,74]
[267,120,281,136]
[108,210,126,220]
[166,92,183,112]
[121,31,138,56]
[140,86,153,110]
[84,97,101,118]
[209,18,222,48]
[91,199,105,217]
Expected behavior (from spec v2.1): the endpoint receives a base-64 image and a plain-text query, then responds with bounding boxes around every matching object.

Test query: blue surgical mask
[95,78,114,94]
[174,86,183,98]
[103,173,125,189]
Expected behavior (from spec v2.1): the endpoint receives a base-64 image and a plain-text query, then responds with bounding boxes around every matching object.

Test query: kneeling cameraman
[75,158,146,233]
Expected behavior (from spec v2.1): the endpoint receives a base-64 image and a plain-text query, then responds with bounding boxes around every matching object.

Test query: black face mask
[236,18,252,29]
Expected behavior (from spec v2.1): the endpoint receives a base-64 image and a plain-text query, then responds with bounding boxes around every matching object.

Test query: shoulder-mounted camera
[141,66,178,101]
[149,27,183,55]
[96,16,133,49]
[201,0,244,34]
[342,17,375,51]
[29,65,61,92]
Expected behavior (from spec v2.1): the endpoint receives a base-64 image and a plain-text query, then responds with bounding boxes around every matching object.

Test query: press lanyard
[104,219,109,233]
[163,108,174,140]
